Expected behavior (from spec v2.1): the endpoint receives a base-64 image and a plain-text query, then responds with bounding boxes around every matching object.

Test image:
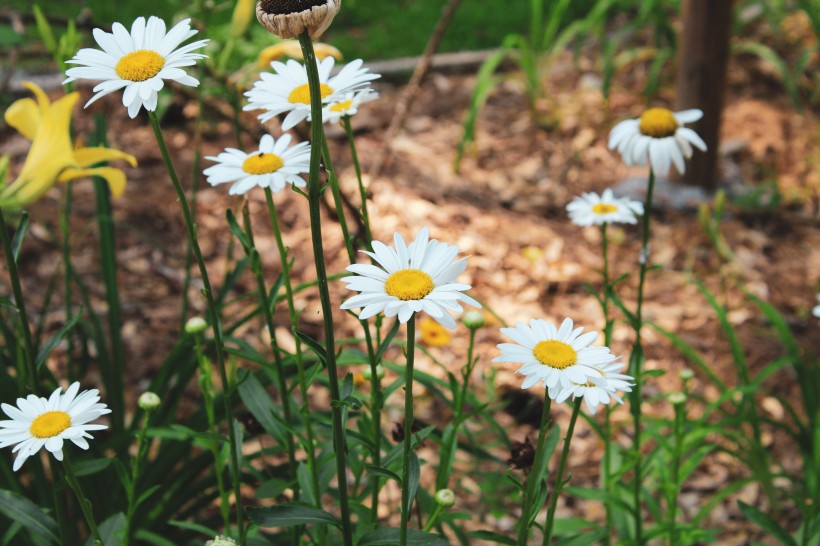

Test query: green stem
[542,398,582,545]
[63,457,104,546]
[342,115,372,243]
[123,406,154,545]
[400,317,417,546]
[517,394,552,545]
[147,111,245,544]
[297,32,353,546]
[669,401,684,546]
[241,203,299,497]
[361,319,382,526]
[0,206,37,392]
[422,504,443,533]
[61,182,75,381]
[600,223,613,546]
[320,134,355,262]
[181,68,204,330]
[631,167,656,544]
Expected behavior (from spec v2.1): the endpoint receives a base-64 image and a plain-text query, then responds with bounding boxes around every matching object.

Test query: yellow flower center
[288,83,334,105]
[115,50,165,82]
[533,340,577,369]
[385,269,435,301]
[592,203,618,215]
[242,153,284,175]
[30,411,71,439]
[638,108,679,138]
[420,318,451,347]
[330,99,353,113]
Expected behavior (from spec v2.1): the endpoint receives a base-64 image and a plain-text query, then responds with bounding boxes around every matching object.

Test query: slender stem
[542,399,582,545]
[516,394,552,545]
[147,111,245,544]
[342,115,372,243]
[400,317,417,546]
[123,406,154,545]
[631,167,656,544]
[362,319,382,526]
[320,134,355,262]
[241,203,298,493]
[422,504,443,533]
[0,207,37,392]
[600,223,613,546]
[61,183,75,381]
[63,457,104,546]
[669,401,684,546]
[181,70,204,330]
[297,32,353,546]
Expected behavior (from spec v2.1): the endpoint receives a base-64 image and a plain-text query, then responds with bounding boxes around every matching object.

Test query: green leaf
[374,319,401,363]
[405,453,421,514]
[738,501,797,546]
[0,489,59,544]
[358,527,448,545]
[236,370,287,444]
[168,520,217,537]
[83,512,124,546]
[331,395,362,411]
[247,505,342,529]
[466,530,516,545]
[364,464,401,485]
[564,487,635,516]
[256,478,292,500]
[10,212,29,264]
[72,457,112,477]
[293,328,327,366]
[226,209,251,251]
[35,312,81,370]
[32,5,57,53]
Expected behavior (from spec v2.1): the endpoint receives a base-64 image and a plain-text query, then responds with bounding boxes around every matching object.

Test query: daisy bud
[668,392,687,405]
[206,536,237,546]
[679,368,695,381]
[435,488,456,507]
[185,317,208,335]
[256,0,341,39]
[461,310,485,330]
[138,392,161,411]
[361,364,385,381]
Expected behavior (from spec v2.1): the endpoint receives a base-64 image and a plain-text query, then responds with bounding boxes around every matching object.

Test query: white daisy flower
[608,108,707,176]
[340,227,480,328]
[813,294,820,318]
[63,16,208,119]
[0,383,110,471]
[203,134,310,195]
[493,318,618,394]
[566,188,644,226]
[550,361,634,415]
[316,90,378,125]
[244,57,380,130]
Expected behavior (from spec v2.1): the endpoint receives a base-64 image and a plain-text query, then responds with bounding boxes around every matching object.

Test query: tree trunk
[674,0,735,190]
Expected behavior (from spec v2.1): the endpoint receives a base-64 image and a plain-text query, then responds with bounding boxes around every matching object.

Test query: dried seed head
[256,0,341,39]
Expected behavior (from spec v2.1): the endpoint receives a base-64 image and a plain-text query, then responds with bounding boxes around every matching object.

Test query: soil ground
[2,44,819,544]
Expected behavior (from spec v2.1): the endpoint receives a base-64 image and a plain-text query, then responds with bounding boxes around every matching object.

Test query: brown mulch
[2,46,819,544]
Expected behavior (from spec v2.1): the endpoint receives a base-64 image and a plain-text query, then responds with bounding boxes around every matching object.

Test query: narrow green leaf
[168,520,217,537]
[35,312,81,370]
[364,464,401,485]
[467,530,517,545]
[10,212,29,264]
[294,328,327,366]
[83,512,124,546]
[374,319,401,363]
[72,457,111,477]
[738,501,797,546]
[0,489,59,544]
[405,453,421,514]
[236,371,287,444]
[247,505,342,529]
[226,209,251,251]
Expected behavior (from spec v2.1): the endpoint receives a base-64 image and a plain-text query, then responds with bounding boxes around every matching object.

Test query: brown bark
[674,0,735,190]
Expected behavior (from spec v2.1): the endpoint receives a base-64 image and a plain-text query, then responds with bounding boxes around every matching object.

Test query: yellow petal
[73,147,138,168]
[4,98,40,141]
[57,166,127,197]
[314,43,343,61]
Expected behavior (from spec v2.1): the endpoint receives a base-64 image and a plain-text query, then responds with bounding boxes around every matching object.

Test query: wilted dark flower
[256,0,341,39]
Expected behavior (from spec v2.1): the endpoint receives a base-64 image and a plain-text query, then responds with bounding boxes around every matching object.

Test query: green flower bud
[138,391,161,411]
[668,392,686,405]
[361,364,385,381]
[185,316,208,335]
[679,368,695,381]
[434,488,455,507]
[461,310,485,330]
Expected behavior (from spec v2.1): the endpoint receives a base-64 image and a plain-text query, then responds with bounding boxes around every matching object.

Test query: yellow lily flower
[257,40,343,67]
[1,81,137,211]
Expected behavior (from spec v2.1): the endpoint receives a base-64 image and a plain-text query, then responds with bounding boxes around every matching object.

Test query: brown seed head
[256,0,341,39]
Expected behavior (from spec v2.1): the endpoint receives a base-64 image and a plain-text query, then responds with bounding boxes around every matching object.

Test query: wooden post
[674,0,735,191]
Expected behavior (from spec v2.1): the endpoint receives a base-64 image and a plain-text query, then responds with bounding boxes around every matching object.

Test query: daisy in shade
[608,108,707,176]
[493,318,618,395]
[0,383,110,471]
[551,362,634,415]
[203,134,310,195]
[566,188,644,226]
[340,227,480,328]
[316,90,378,125]
[244,57,380,129]
[63,16,208,118]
